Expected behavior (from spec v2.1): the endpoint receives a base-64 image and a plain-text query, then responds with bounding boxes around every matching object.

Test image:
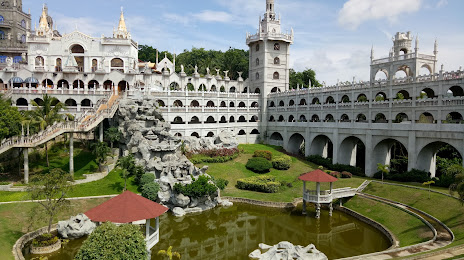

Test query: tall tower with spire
[36,4,52,37]
[113,7,130,39]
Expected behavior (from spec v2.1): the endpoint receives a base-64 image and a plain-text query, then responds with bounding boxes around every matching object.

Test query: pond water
[24,203,390,259]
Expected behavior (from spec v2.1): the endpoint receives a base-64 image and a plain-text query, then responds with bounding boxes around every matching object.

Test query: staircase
[356,180,372,192]
[0,94,120,156]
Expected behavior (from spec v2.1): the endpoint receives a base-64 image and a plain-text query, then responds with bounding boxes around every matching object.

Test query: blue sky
[23,0,464,85]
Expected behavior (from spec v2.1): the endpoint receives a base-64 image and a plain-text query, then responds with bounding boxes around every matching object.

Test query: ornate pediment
[62,31,94,44]
[106,46,129,57]
[31,44,49,55]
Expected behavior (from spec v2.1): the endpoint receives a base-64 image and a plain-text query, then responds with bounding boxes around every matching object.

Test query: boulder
[249,242,328,260]
[174,193,191,207]
[57,214,96,239]
[172,207,186,217]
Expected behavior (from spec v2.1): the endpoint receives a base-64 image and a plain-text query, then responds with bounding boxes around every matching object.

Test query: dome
[8,77,23,84]
[24,77,39,84]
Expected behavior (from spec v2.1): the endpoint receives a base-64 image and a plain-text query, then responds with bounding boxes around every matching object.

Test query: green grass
[201,144,366,202]
[344,196,432,247]
[364,182,464,246]
[0,198,111,260]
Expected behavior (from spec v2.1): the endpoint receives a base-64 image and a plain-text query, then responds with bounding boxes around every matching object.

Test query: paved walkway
[0,194,117,205]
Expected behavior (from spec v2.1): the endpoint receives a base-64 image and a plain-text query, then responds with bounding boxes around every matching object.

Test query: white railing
[146,228,159,249]
[303,187,356,203]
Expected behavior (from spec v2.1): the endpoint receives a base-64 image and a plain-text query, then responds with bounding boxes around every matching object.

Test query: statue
[194,65,198,74]
[21,53,26,63]
[6,57,13,67]
[215,68,220,76]
[224,70,229,78]
[181,64,184,73]
[206,67,210,75]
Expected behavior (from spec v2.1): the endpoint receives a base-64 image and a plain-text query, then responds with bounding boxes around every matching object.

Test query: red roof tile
[85,191,169,223]
[298,169,338,183]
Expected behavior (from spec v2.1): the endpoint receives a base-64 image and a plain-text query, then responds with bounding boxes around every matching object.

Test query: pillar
[99,122,104,142]
[302,181,307,215]
[350,144,357,166]
[332,129,339,164]
[407,131,417,172]
[70,133,74,177]
[365,131,374,176]
[23,148,29,184]
[315,182,321,219]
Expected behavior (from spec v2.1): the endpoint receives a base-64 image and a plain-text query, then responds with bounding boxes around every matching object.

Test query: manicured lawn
[364,182,464,246]
[200,144,366,202]
[0,198,110,260]
[344,196,432,247]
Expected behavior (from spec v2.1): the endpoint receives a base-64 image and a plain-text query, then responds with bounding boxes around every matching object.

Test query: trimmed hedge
[373,168,430,183]
[190,152,239,164]
[306,155,365,177]
[236,175,280,193]
[272,155,292,170]
[253,150,272,161]
[188,148,239,164]
[246,157,272,173]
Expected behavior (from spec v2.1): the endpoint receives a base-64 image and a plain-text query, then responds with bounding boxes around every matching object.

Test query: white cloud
[436,0,448,8]
[338,0,423,30]
[192,10,233,23]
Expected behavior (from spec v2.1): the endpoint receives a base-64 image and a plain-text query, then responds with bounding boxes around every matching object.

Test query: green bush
[140,173,155,187]
[173,175,217,198]
[213,178,229,190]
[189,152,239,164]
[246,157,272,173]
[306,155,332,168]
[75,222,147,260]
[341,171,353,178]
[373,169,430,183]
[433,175,455,188]
[306,155,365,177]
[328,171,341,178]
[253,150,272,161]
[141,182,160,201]
[272,155,292,170]
[236,175,280,193]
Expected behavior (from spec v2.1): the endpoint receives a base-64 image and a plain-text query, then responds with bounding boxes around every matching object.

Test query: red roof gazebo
[299,169,339,219]
[85,191,168,250]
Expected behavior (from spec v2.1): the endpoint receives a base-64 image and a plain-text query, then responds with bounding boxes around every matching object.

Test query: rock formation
[57,214,96,239]
[117,98,232,214]
[182,130,238,152]
[249,242,328,260]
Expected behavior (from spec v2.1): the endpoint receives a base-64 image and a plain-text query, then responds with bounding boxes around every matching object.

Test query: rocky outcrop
[182,130,238,152]
[118,97,231,214]
[249,242,328,260]
[57,214,96,239]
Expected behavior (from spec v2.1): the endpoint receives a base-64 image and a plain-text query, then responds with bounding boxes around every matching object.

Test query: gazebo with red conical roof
[85,190,169,250]
[298,169,338,219]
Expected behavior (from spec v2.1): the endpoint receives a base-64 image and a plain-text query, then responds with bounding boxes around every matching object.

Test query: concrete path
[0,194,118,205]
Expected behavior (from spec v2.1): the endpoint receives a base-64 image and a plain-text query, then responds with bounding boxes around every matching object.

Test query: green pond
[24,203,390,259]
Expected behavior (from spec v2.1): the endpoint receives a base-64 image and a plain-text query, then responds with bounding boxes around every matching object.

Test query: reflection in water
[24,203,390,260]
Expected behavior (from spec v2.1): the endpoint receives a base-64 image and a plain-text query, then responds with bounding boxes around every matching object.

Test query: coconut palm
[30,94,66,167]
[105,126,121,149]
[91,141,111,172]
[377,163,389,183]
[116,155,135,191]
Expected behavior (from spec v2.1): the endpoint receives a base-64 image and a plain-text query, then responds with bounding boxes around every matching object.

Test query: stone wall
[12,224,58,260]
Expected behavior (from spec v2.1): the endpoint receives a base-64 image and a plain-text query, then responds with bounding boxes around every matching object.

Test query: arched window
[92,59,98,72]
[274,57,280,65]
[111,58,124,68]
[274,43,280,50]
[0,30,5,40]
[256,44,260,52]
[35,56,44,67]
[21,20,26,28]
[0,16,4,24]
[256,58,259,66]
[256,72,260,80]
[273,72,279,80]
[71,44,85,54]
[20,35,26,43]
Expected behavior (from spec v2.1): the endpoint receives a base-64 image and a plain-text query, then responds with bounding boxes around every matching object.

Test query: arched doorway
[371,139,408,177]
[417,142,462,178]
[288,133,305,155]
[309,135,333,159]
[269,132,283,146]
[338,136,365,169]
[118,81,128,92]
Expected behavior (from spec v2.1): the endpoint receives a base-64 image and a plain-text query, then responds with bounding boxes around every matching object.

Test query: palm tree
[158,246,181,260]
[105,126,121,149]
[116,155,135,191]
[30,94,66,167]
[377,163,389,183]
[91,142,111,172]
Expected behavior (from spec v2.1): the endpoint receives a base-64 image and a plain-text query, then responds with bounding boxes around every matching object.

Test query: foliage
[289,68,321,89]
[133,165,146,185]
[271,155,292,170]
[105,127,121,149]
[213,178,229,190]
[246,157,272,173]
[28,168,72,233]
[75,222,147,260]
[187,148,239,164]
[30,94,66,167]
[447,164,464,201]
[306,155,365,176]
[253,150,272,161]
[32,233,58,247]
[140,173,155,187]
[236,175,280,193]
[374,168,431,183]
[116,155,136,191]
[158,246,181,260]
[377,163,389,182]
[141,182,160,201]
[395,92,404,100]
[328,171,341,178]
[375,95,385,101]
[0,94,23,139]
[357,95,368,102]
[173,175,217,199]
[341,171,353,178]
[91,142,111,171]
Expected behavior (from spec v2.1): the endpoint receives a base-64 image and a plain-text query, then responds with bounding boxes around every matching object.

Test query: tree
[75,222,148,260]
[377,163,389,183]
[423,180,435,199]
[158,246,181,260]
[447,164,464,202]
[30,94,66,167]
[289,68,321,89]
[0,94,23,139]
[28,168,72,233]
[91,142,111,172]
[116,155,136,191]
[105,126,122,149]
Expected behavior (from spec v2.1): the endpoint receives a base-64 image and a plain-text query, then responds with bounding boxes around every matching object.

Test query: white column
[70,133,74,177]
[99,122,104,142]
[23,148,29,184]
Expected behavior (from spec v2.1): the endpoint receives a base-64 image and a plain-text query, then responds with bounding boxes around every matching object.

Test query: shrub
[173,175,217,198]
[306,155,365,176]
[236,176,280,193]
[433,175,455,188]
[140,173,155,187]
[306,155,332,168]
[389,169,430,183]
[141,182,160,201]
[246,157,272,173]
[328,171,341,178]
[213,178,229,190]
[187,148,239,164]
[32,233,58,247]
[341,171,353,178]
[253,150,272,161]
[272,155,292,170]
[75,222,147,260]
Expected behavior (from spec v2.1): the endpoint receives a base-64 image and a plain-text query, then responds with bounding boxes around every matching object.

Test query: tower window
[21,20,26,28]
[274,57,280,65]
[21,35,26,43]
[256,44,260,52]
[274,43,280,51]
[256,72,260,80]
[273,72,279,79]
[0,16,4,24]
[256,58,259,66]
[0,30,4,40]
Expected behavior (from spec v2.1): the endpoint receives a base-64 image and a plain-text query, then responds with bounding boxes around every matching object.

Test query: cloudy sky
[24,0,464,85]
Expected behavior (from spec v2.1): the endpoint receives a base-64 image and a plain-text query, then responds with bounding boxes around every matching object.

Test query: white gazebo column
[316,182,321,219]
[23,148,29,184]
